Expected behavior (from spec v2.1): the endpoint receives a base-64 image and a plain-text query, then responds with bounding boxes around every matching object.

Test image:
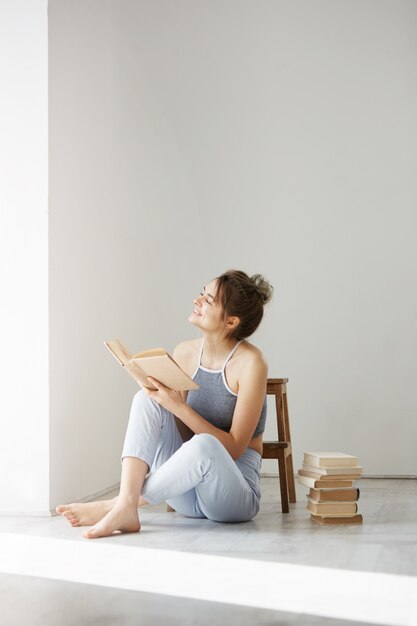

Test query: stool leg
[286,453,297,503]
[278,456,290,514]
[282,390,296,504]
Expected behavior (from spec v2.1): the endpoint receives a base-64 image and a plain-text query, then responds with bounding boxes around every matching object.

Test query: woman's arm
[172,342,194,443]
[145,350,268,460]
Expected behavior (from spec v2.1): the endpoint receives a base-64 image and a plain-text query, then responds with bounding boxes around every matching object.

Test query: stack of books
[298,451,363,525]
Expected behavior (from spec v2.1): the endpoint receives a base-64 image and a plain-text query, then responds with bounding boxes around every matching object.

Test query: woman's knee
[186,433,224,457]
[213,511,259,523]
[131,389,160,415]
[204,499,260,523]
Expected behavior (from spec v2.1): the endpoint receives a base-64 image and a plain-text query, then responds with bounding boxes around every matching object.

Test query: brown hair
[214,270,273,340]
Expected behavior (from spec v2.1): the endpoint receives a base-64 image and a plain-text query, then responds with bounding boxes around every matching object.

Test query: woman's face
[188,278,225,332]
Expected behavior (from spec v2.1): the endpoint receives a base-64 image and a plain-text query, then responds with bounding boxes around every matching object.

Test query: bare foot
[56,497,117,527]
[83,503,140,539]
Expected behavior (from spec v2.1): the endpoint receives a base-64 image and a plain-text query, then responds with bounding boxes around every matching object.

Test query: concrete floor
[0,478,416,626]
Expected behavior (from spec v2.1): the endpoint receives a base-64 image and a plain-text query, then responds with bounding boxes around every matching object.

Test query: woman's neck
[201,334,240,361]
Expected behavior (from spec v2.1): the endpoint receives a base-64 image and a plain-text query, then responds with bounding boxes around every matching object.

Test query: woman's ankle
[115,495,140,509]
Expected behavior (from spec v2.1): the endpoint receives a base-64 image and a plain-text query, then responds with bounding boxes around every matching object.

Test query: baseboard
[360,474,417,479]
[49,483,121,516]
[76,482,121,503]
[261,473,417,479]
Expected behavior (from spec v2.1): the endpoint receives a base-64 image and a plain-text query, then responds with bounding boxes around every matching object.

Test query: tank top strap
[198,337,205,366]
[222,340,243,370]
[191,338,205,379]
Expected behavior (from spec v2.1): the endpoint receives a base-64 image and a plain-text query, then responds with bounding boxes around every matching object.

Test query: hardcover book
[309,488,360,502]
[297,475,354,489]
[303,451,359,468]
[302,464,363,476]
[298,469,361,481]
[307,498,358,516]
[105,338,199,392]
[310,514,363,525]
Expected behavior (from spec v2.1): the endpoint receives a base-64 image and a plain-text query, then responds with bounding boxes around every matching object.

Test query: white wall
[48,0,417,509]
[0,0,49,514]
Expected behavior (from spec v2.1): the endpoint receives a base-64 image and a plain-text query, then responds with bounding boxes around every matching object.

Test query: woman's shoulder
[173,338,201,369]
[236,340,268,374]
[238,340,267,362]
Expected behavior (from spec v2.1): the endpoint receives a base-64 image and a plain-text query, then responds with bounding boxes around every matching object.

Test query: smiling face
[188,278,240,337]
[188,279,221,331]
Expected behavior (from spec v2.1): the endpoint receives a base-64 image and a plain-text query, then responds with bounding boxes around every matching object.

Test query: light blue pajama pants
[121,390,262,522]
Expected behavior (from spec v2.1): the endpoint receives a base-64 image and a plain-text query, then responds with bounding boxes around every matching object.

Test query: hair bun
[250,274,274,305]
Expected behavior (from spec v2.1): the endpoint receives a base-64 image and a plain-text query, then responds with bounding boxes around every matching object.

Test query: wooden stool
[262,378,296,513]
[167,377,296,514]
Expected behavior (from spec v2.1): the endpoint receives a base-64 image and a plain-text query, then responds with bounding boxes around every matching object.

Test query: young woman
[56,269,273,538]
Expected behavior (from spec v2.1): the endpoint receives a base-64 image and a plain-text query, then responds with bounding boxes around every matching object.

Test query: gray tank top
[186,339,267,439]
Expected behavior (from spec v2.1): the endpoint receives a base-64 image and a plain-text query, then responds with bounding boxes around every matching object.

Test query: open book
[105,338,199,392]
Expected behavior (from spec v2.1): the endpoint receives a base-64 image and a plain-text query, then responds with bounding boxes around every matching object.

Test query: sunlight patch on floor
[0,532,416,626]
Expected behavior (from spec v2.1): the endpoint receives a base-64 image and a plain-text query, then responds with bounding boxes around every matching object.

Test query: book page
[124,361,157,390]
[131,354,198,391]
[105,340,131,365]
[132,348,167,359]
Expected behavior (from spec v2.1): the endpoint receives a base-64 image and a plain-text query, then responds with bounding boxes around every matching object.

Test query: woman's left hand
[143,377,185,415]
